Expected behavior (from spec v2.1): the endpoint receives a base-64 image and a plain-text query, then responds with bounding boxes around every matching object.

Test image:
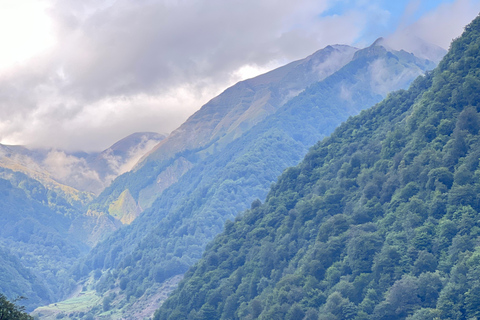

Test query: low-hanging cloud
[0,0,478,151]
[384,0,480,60]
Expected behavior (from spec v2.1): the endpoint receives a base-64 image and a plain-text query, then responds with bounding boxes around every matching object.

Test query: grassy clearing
[32,290,101,319]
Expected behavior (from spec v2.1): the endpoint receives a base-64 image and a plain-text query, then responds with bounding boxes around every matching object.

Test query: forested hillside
[156,15,480,320]
[0,246,48,312]
[69,42,437,318]
[0,169,90,311]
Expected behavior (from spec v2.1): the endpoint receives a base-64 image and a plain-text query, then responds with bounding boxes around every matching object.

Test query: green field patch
[33,291,101,319]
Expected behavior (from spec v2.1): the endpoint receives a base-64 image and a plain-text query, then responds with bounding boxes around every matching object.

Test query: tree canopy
[0,294,33,320]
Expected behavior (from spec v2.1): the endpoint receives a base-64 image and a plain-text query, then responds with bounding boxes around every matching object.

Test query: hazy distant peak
[354,37,437,67]
[331,44,359,52]
[243,44,358,87]
[353,43,389,60]
[382,34,447,63]
[107,132,166,155]
[364,36,446,65]
[367,37,397,54]
[0,131,167,196]
[305,44,358,61]
[371,37,386,47]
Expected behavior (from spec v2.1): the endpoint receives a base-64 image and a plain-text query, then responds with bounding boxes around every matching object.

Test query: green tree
[0,294,33,320]
[465,285,480,319]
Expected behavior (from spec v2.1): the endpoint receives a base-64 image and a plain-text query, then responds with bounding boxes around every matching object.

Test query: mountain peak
[371,37,386,47]
[381,34,447,63]
[107,132,166,155]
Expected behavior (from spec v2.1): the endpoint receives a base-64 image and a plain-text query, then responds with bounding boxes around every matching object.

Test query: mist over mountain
[378,36,447,64]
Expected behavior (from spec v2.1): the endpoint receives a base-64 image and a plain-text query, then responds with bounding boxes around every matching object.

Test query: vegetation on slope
[0,169,89,310]
[0,247,48,312]
[155,15,480,320]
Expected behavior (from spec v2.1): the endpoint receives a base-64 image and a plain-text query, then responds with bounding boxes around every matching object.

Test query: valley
[1,4,479,320]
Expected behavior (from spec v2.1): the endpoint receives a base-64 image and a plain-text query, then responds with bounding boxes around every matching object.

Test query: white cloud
[0,0,478,151]
[386,0,480,54]
[42,149,103,192]
[0,0,54,70]
[0,0,345,151]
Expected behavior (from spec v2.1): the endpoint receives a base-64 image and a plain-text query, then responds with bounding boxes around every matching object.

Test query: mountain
[92,44,359,215]
[0,132,165,197]
[0,144,93,208]
[0,245,49,312]
[155,15,480,320]
[379,36,447,64]
[58,42,439,319]
[67,131,166,195]
[89,132,166,186]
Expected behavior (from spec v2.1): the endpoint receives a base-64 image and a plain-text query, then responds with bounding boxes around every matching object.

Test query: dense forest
[155,14,480,320]
[69,41,435,318]
[0,168,90,311]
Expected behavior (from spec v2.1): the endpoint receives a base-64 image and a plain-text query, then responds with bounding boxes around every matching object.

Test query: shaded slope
[73,42,437,318]
[156,15,480,320]
[0,170,89,311]
[0,246,49,312]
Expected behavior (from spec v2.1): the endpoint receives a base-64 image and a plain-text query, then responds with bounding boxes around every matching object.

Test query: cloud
[367,57,423,96]
[0,0,345,151]
[0,0,478,151]
[99,133,163,184]
[42,149,104,192]
[385,0,480,56]
[113,137,162,177]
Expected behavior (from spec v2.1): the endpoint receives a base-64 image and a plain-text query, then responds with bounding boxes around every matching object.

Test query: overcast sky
[0,0,479,151]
